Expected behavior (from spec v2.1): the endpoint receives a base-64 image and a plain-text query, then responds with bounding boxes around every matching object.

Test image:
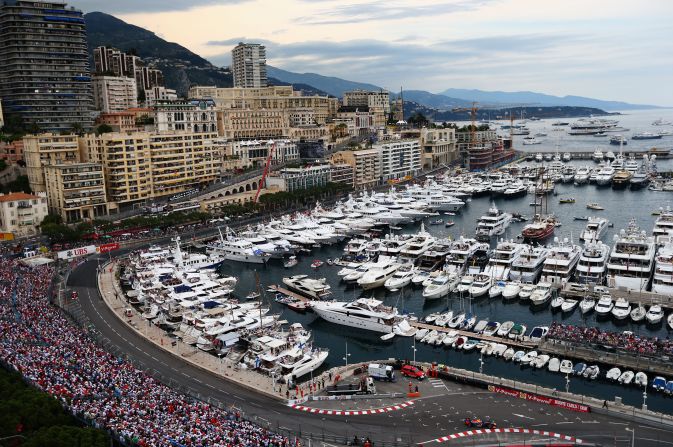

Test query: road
[67,252,673,447]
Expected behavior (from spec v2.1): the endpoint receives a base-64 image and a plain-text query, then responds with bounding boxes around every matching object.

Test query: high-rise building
[23,133,81,193]
[231,43,267,88]
[0,1,93,132]
[92,75,138,113]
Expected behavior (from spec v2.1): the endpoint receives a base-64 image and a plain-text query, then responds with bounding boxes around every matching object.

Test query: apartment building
[93,46,140,78]
[44,163,107,223]
[377,140,421,182]
[145,86,178,106]
[0,192,48,237]
[231,43,267,88]
[81,131,222,207]
[336,107,376,137]
[343,90,391,114]
[92,75,138,113]
[23,134,81,193]
[420,128,457,168]
[0,1,93,132]
[329,163,355,187]
[0,140,24,164]
[218,109,288,140]
[330,148,381,189]
[154,100,217,133]
[95,108,153,133]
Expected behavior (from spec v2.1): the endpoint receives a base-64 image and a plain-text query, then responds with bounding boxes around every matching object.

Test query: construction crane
[452,101,480,145]
[254,141,276,203]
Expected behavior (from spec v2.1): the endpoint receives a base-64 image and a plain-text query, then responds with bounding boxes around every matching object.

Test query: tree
[407,112,429,128]
[94,124,113,135]
[69,123,85,136]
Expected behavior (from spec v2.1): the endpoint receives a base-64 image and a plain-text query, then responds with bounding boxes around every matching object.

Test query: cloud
[297,0,498,25]
[71,0,250,14]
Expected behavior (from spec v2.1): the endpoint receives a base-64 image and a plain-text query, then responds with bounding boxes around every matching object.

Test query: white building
[232,43,267,88]
[145,86,178,107]
[226,139,299,168]
[0,192,49,237]
[343,90,391,114]
[92,75,138,113]
[420,128,457,168]
[377,139,421,182]
[154,99,217,133]
[266,162,332,192]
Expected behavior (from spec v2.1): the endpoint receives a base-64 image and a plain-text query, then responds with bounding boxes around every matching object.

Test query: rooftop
[0,192,39,203]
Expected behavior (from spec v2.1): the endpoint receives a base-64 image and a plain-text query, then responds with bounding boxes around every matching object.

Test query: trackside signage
[57,245,96,260]
[488,385,590,413]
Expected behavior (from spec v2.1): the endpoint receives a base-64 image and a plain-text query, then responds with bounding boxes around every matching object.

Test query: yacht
[535,153,543,162]
[652,206,673,240]
[595,165,616,186]
[609,135,627,146]
[521,216,556,242]
[594,295,614,316]
[475,203,512,241]
[503,182,528,198]
[606,220,656,292]
[562,152,572,162]
[540,237,582,285]
[522,136,541,145]
[469,273,492,298]
[399,225,436,260]
[652,239,673,295]
[207,235,270,264]
[425,195,465,212]
[509,245,548,283]
[357,261,401,290]
[575,241,610,285]
[624,156,639,174]
[280,347,329,383]
[612,170,633,189]
[310,298,402,334]
[580,217,608,242]
[483,241,525,280]
[632,132,662,140]
[422,274,457,299]
[592,149,604,162]
[611,298,632,320]
[630,170,649,190]
[282,275,332,299]
[444,237,481,275]
[573,166,591,184]
[530,282,553,306]
[384,266,416,290]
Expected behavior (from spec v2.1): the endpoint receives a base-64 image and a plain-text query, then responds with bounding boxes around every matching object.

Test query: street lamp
[642,383,648,410]
[342,342,351,367]
[625,427,635,447]
[411,337,417,364]
[565,372,570,394]
[478,351,484,374]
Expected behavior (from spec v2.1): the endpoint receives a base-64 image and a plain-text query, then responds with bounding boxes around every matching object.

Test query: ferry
[575,241,610,285]
[632,132,662,140]
[475,203,512,241]
[606,219,656,292]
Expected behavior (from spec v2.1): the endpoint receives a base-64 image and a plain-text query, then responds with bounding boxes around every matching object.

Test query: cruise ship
[475,203,512,241]
[509,245,548,283]
[483,241,525,280]
[575,241,610,285]
[310,298,403,334]
[652,239,673,295]
[606,220,656,292]
[579,217,608,242]
[540,238,582,284]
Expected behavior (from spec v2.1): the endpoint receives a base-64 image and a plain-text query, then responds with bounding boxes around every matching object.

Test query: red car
[464,417,497,429]
[400,364,425,380]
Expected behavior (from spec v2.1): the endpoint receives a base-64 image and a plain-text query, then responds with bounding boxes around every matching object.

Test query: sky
[73,0,673,105]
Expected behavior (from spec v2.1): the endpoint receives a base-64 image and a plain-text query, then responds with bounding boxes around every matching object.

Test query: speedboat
[529,282,552,306]
[559,360,573,374]
[550,296,564,310]
[573,362,587,375]
[435,311,454,327]
[518,283,535,301]
[561,299,579,313]
[455,275,474,294]
[384,267,416,290]
[630,305,646,323]
[489,280,506,298]
[469,274,492,298]
[618,371,635,385]
[497,321,514,337]
[503,348,515,361]
[502,281,522,300]
[652,376,667,392]
[548,358,560,372]
[606,367,621,381]
[646,305,664,324]
[422,274,455,299]
[507,323,526,339]
[594,295,614,316]
[448,312,466,329]
[482,321,501,337]
[473,319,488,334]
[513,350,526,363]
[583,365,600,380]
[611,297,631,320]
[533,354,550,369]
[521,351,538,365]
[635,372,648,387]
[529,326,548,342]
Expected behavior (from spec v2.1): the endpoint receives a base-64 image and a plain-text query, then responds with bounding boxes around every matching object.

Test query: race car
[463,417,497,429]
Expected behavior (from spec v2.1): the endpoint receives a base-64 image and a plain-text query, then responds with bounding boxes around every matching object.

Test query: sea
[219,108,673,414]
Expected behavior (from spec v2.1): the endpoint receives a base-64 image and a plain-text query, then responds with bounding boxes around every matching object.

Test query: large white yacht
[652,239,673,295]
[444,237,481,276]
[399,224,436,260]
[575,241,610,285]
[574,166,591,184]
[509,245,549,283]
[606,220,656,292]
[580,217,609,242]
[475,203,512,241]
[310,298,401,333]
[483,241,525,280]
[540,238,582,284]
[357,261,401,290]
[652,206,673,242]
[172,237,226,269]
[595,165,616,186]
[282,275,332,299]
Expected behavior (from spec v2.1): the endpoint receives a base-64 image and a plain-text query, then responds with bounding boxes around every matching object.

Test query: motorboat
[448,312,466,329]
[518,283,535,301]
[497,321,514,337]
[482,321,501,337]
[594,295,614,316]
[529,326,549,342]
[455,275,474,294]
[469,274,492,298]
[529,282,553,306]
[606,367,621,381]
[415,328,429,340]
[618,371,635,385]
[357,260,401,290]
[489,280,506,298]
[502,281,522,300]
[559,360,573,374]
[463,339,480,351]
[573,363,587,376]
[282,275,332,299]
[435,311,454,327]
[652,376,667,392]
[583,365,600,380]
[503,348,515,361]
[611,298,632,319]
[550,295,564,310]
[521,351,538,365]
[508,323,526,339]
[461,314,477,331]
[579,296,595,314]
[635,372,648,387]
[384,267,416,290]
[632,132,662,140]
[513,351,526,363]
[561,299,579,313]
[533,354,550,369]
[473,319,488,334]
[646,304,664,324]
[630,305,646,322]
[548,358,560,372]
[422,274,456,299]
[592,149,604,162]
[580,218,608,242]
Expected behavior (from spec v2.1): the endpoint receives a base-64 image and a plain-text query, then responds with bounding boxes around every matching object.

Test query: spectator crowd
[548,321,673,357]
[0,258,291,447]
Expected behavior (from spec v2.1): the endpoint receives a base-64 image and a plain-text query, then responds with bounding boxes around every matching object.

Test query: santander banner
[488,385,591,413]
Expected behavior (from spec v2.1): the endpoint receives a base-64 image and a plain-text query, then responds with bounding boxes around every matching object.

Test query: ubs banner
[488,385,591,413]
[57,245,97,260]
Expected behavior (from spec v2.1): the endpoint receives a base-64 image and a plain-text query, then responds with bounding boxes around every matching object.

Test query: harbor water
[218,109,673,414]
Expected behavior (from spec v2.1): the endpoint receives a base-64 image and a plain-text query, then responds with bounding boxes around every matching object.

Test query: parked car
[400,364,425,380]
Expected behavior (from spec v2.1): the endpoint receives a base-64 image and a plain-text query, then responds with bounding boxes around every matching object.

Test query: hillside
[266,66,382,98]
[439,88,660,111]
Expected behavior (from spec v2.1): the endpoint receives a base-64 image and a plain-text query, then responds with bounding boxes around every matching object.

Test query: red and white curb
[290,400,414,416]
[435,428,582,444]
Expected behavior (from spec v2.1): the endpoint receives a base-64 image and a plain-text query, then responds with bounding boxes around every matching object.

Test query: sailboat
[522,167,555,242]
